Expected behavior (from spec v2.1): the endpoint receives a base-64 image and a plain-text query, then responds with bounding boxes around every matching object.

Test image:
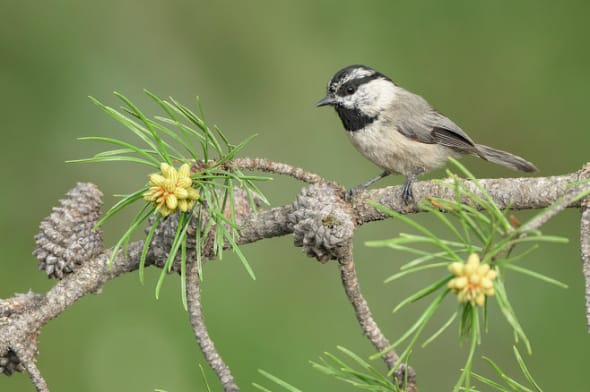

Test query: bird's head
[316,65,396,121]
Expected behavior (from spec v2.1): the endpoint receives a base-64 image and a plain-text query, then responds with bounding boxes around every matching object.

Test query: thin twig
[186,260,238,392]
[338,245,417,391]
[579,164,590,334]
[229,157,327,184]
[519,183,590,233]
[20,354,48,392]
[11,338,48,392]
[581,199,590,333]
[338,249,397,367]
[491,175,590,262]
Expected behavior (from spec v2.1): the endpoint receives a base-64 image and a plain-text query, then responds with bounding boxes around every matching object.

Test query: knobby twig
[581,199,590,333]
[520,172,590,233]
[16,348,47,392]
[578,164,590,333]
[338,245,417,392]
[186,260,238,391]
[491,165,590,262]
[229,157,327,185]
[338,253,398,367]
[1,160,589,392]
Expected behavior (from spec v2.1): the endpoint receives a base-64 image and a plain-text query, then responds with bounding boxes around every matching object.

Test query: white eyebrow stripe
[330,68,376,92]
[349,68,374,80]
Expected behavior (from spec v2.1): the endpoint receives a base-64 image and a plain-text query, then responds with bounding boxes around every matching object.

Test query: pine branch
[1,160,589,392]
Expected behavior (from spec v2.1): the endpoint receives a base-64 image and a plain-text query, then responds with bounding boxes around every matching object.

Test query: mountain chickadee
[316,64,537,203]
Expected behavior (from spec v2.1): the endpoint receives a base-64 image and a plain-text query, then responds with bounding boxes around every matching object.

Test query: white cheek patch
[355,79,397,117]
[340,95,357,109]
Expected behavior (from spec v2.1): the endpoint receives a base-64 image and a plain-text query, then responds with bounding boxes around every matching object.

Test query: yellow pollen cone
[178,163,191,178]
[166,194,178,210]
[175,187,188,199]
[448,262,464,275]
[177,177,192,188]
[448,253,497,307]
[178,199,189,212]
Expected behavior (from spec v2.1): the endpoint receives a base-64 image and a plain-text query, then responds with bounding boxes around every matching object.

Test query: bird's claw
[401,180,415,205]
[344,186,362,202]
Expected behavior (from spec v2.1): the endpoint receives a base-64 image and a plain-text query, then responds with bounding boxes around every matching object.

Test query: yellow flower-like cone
[144,163,199,217]
[448,253,497,306]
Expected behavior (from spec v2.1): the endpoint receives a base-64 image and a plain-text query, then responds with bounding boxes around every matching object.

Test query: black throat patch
[334,106,377,132]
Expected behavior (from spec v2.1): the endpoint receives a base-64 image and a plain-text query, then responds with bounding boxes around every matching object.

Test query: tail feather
[475,144,537,173]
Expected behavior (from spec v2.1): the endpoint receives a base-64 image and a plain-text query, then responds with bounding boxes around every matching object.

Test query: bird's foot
[401,178,415,205]
[344,186,364,202]
[344,171,390,202]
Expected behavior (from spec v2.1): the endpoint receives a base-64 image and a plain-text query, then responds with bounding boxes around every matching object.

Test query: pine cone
[289,183,354,262]
[33,183,103,279]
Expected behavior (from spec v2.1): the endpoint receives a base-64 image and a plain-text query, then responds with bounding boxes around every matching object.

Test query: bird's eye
[346,86,356,95]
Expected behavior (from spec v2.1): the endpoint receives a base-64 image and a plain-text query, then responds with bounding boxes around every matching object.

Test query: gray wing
[391,88,478,154]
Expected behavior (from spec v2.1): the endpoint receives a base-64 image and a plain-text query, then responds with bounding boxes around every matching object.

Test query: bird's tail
[475,144,538,173]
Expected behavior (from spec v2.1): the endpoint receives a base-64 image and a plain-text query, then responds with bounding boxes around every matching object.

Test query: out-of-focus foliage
[1,1,589,391]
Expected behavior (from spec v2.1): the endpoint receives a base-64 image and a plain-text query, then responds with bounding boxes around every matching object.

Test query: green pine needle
[513,346,543,391]
[254,370,303,392]
[366,158,570,390]
[503,264,568,288]
[311,347,400,391]
[453,309,479,392]
[422,312,457,348]
[73,91,269,304]
[140,214,162,284]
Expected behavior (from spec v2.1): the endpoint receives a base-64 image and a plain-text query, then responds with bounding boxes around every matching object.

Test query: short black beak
[316,95,336,107]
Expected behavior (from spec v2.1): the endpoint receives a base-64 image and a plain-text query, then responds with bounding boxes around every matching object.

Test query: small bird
[316,64,537,203]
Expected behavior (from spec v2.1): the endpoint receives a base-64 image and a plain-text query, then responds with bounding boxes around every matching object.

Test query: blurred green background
[1,1,589,391]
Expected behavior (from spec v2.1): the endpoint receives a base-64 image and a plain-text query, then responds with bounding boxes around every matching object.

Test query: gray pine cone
[33,183,104,279]
[289,183,354,262]
[0,349,23,376]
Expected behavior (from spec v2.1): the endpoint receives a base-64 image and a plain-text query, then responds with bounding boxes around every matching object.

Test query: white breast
[346,123,457,176]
